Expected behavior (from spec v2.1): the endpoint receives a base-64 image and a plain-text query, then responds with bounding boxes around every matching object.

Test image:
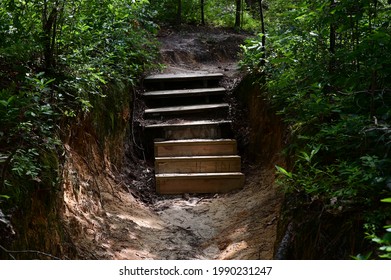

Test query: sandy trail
[87,165,281,260]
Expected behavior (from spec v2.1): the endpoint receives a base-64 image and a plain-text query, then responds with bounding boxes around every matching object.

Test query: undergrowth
[0,0,159,230]
[241,0,391,259]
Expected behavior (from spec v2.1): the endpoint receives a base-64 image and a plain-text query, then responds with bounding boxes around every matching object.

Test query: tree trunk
[235,0,241,28]
[176,0,182,24]
[42,1,59,71]
[258,0,266,66]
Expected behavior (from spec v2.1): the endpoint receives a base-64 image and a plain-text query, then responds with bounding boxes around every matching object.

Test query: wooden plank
[142,87,226,98]
[145,73,224,83]
[144,103,229,116]
[145,120,232,140]
[145,120,232,129]
[155,155,241,173]
[154,139,237,157]
[155,172,245,194]
[162,125,220,140]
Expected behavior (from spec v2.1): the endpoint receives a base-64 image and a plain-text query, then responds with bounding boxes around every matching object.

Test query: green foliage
[277,151,389,206]
[0,72,61,204]
[364,198,391,259]
[240,34,266,73]
[58,0,158,94]
[242,0,391,258]
[11,149,41,178]
[149,0,261,31]
[0,0,159,206]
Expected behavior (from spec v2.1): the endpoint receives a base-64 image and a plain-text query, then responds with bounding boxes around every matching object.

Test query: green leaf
[300,151,311,162]
[379,246,391,252]
[275,165,293,178]
[353,252,372,260]
[381,198,391,203]
[91,73,107,84]
[0,154,9,163]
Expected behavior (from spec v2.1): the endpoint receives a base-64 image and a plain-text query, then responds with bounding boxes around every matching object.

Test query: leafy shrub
[0,0,159,205]
[241,0,391,258]
[365,198,391,259]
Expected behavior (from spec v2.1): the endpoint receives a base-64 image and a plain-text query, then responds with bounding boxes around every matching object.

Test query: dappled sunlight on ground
[63,141,281,259]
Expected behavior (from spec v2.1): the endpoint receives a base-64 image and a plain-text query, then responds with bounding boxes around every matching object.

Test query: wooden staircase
[142,72,244,194]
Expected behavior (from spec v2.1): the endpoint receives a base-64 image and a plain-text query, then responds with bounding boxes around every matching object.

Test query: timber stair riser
[144,73,224,90]
[142,72,245,194]
[155,155,242,173]
[144,103,229,119]
[145,120,233,140]
[154,139,237,157]
[142,88,226,107]
[142,87,226,98]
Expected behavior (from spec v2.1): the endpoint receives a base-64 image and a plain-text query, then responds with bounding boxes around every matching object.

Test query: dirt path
[63,25,282,260]
[95,166,281,260]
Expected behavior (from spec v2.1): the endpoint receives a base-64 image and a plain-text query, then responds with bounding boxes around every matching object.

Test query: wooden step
[154,139,237,157]
[142,87,226,99]
[145,120,232,140]
[145,120,232,129]
[144,73,224,90]
[144,103,229,117]
[155,172,245,194]
[142,71,245,195]
[155,155,241,174]
[144,73,224,83]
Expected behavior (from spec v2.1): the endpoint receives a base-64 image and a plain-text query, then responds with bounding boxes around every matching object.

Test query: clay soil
[63,25,283,260]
